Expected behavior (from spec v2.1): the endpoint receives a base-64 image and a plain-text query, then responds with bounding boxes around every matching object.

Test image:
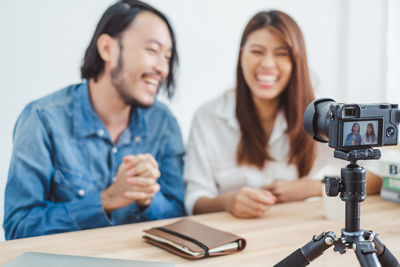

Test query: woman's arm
[193,193,233,214]
[184,110,220,215]
[194,187,276,218]
[262,179,322,203]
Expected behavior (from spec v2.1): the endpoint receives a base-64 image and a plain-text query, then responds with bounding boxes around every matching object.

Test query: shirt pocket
[51,167,96,202]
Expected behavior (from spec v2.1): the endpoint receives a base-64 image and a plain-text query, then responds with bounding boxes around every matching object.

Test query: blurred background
[0,0,399,241]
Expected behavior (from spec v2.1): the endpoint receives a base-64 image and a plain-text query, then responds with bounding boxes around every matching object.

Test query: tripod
[275,149,399,267]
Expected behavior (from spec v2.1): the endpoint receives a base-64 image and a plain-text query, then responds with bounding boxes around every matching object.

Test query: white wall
[0,0,392,241]
[387,0,400,102]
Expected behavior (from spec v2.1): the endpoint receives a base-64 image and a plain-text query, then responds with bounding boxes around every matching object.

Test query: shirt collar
[73,81,148,141]
[215,90,239,129]
[215,90,287,145]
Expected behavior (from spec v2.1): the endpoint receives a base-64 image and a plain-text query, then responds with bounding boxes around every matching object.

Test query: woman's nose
[260,54,276,68]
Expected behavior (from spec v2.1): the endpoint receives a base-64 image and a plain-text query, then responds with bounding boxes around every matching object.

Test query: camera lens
[304,98,335,142]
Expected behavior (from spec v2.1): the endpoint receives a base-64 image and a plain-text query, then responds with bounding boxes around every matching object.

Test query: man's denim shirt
[4,82,186,240]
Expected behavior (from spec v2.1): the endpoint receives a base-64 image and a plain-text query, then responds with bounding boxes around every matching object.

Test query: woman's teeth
[257,74,277,83]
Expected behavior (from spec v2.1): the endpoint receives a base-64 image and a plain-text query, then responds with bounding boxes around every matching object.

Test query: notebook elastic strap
[156,227,210,256]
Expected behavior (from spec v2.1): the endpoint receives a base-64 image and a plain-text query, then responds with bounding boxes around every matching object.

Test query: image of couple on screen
[344,122,377,146]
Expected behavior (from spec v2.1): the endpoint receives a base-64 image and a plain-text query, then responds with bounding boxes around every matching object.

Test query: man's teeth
[257,75,277,83]
[144,77,159,86]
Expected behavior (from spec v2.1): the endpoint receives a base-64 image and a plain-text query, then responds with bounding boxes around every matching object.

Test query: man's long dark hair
[81,0,178,98]
[235,10,315,177]
[352,123,361,134]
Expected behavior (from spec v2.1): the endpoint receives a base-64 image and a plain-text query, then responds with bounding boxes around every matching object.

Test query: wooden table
[0,196,399,266]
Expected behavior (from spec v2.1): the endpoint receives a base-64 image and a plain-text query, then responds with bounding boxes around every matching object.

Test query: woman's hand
[262,179,322,203]
[225,187,276,218]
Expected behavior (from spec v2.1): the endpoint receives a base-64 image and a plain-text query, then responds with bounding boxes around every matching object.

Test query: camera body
[328,102,399,149]
[304,98,400,150]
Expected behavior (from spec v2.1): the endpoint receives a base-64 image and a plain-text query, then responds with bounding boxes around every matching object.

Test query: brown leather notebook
[142,218,246,259]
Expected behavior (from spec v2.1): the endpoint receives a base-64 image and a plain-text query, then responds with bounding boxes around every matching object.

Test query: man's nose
[154,55,169,79]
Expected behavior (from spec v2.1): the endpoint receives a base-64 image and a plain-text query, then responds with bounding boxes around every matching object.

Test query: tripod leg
[354,240,381,267]
[274,232,337,267]
[370,234,400,267]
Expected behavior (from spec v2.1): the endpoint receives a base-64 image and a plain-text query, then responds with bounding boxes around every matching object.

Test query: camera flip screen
[342,120,379,147]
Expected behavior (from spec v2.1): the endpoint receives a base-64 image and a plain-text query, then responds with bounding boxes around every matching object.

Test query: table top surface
[1,195,399,266]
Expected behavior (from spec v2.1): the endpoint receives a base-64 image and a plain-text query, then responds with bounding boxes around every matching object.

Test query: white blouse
[184,90,337,215]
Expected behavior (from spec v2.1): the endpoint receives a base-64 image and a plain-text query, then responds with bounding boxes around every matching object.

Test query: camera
[304,98,400,150]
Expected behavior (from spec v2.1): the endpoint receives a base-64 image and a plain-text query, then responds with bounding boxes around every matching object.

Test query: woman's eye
[276,51,290,57]
[251,50,263,55]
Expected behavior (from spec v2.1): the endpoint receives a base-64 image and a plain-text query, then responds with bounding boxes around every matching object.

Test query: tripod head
[325,148,380,199]
[324,148,381,233]
[333,148,381,163]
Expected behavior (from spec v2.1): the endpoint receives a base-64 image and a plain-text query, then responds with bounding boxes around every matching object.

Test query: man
[4,0,185,240]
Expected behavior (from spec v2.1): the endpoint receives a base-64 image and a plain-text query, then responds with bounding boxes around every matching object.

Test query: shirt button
[98,129,104,136]
[112,147,118,154]
[134,136,141,142]
[77,189,85,197]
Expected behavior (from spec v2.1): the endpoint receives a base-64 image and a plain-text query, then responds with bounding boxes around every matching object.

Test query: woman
[344,123,362,146]
[184,11,379,218]
[361,123,377,145]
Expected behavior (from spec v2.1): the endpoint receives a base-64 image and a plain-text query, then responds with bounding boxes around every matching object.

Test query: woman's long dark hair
[365,123,376,142]
[80,0,178,98]
[235,10,315,177]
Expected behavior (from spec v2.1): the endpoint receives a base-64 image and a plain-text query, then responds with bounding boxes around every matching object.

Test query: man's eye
[146,48,157,53]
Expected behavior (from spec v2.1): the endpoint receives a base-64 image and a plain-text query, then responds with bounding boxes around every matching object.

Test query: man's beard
[110,52,153,108]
